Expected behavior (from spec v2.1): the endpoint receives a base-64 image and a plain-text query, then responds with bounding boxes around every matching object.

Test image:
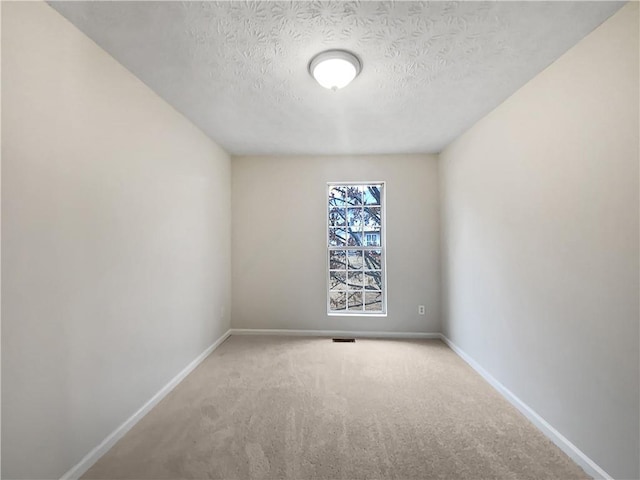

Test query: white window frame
[326,181,387,317]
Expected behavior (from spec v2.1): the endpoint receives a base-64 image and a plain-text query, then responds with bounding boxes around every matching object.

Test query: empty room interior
[2,1,639,479]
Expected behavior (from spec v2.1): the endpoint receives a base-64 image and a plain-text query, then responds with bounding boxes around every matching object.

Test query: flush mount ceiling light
[309,50,362,91]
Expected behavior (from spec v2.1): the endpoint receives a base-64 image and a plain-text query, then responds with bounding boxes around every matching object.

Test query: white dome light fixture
[309,50,362,91]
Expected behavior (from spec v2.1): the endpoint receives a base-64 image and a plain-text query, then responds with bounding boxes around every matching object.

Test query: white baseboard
[60,329,232,480]
[440,335,612,480]
[229,328,441,339]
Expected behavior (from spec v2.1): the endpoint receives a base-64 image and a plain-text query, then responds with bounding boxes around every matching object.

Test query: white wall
[1,3,231,478]
[440,4,639,479]
[232,154,440,334]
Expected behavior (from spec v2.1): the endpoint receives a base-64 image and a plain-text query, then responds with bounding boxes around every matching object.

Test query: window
[327,183,386,315]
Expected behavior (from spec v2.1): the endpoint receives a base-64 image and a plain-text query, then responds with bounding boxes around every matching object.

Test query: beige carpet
[83,336,589,480]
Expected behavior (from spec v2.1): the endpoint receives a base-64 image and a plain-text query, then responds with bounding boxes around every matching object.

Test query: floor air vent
[332,338,356,343]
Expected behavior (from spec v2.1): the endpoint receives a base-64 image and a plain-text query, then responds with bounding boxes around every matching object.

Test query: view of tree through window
[328,183,385,314]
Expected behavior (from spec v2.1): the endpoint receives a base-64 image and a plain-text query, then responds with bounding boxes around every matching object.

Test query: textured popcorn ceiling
[49,1,624,156]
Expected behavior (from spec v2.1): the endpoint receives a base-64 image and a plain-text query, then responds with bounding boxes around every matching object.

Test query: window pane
[347,231,362,246]
[328,208,346,227]
[347,208,362,228]
[364,249,382,270]
[346,250,363,269]
[347,291,363,311]
[329,271,347,291]
[345,186,363,205]
[364,271,382,290]
[364,291,383,312]
[364,232,381,246]
[329,186,347,207]
[364,207,381,228]
[363,186,381,205]
[347,271,363,288]
[330,291,346,311]
[329,228,347,247]
[329,250,346,270]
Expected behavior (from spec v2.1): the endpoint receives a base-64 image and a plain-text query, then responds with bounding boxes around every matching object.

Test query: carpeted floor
[83,335,589,480]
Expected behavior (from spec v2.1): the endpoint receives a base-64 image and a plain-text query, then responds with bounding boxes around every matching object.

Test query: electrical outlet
[418,305,425,315]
